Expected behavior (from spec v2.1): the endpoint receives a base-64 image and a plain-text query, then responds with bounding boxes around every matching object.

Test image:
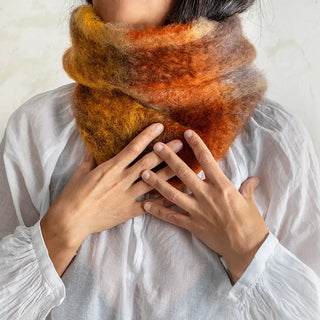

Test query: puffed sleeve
[221,100,320,319]
[0,105,66,319]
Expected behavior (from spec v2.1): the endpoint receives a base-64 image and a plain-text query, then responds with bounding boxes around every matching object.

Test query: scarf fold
[63,5,267,189]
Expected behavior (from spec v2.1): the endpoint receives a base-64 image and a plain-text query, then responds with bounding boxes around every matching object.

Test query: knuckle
[169,192,179,203]
[139,156,153,170]
[97,160,113,176]
[167,213,178,224]
[217,184,232,198]
[164,167,175,179]
[189,201,199,215]
[127,143,141,156]
[157,166,175,181]
[176,166,189,178]
[198,154,212,166]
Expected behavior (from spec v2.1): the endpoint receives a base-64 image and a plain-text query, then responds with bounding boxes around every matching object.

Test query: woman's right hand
[40,123,183,275]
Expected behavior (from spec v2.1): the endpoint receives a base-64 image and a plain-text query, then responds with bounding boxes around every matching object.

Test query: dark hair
[85,0,256,23]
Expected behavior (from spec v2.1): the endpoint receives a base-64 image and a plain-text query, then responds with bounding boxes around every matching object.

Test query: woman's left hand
[141,129,269,284]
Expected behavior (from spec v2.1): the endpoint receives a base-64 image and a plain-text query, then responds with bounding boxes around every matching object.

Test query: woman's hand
[140,129,269,284]
[40,123,183,276]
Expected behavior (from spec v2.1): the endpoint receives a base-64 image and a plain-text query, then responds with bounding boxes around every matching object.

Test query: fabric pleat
[0,221,65,319]
[227,238,320,319]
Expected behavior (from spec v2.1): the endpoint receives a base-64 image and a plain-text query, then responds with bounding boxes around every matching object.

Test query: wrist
[40,215,81,277]
[223,248,257,284]
[223,227,269,283]
[41,206,86,251]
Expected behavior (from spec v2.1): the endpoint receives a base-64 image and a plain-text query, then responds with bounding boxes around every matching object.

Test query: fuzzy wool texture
[63,5,267,189]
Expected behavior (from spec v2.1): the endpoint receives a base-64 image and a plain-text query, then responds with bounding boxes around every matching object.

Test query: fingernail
[154,143,164,152]
[142,171,150,180]
[173,141,183,151]
[184,130,193,139]
[154,123,164,133]
[144,202,151,211]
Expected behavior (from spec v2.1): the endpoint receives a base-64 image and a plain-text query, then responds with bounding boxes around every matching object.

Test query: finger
[139,195,175,208]
[124,139,183,185]
[184,130,229,185]
[129,165,176,197]
[239,176,260,202]
[78,146,97,174]
[129,189,185,220]
[142,201,192,231]
[141,169,193,212]
[129,195,174,218]
[152,141,202,196]
[114,123,164,168]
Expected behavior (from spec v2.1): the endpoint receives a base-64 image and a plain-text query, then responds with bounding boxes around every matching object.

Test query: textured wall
[1,0,319,160]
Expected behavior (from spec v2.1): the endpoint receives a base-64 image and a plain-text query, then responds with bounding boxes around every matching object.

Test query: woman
[0,0,320,319]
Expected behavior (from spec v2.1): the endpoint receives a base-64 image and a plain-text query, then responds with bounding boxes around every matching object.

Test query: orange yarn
[63,5,267,189]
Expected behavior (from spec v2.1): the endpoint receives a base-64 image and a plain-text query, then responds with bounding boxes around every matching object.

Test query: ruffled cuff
[0,220,66,319]
[223,231,320,318]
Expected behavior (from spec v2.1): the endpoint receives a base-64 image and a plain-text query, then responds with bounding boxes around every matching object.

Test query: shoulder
[5,82,76,138]
[2,82,78,173]
[249,96,311,146]
[235,95,314,163]
[224,95,319,191]
[252,96,320,169]
[1,83,78,218]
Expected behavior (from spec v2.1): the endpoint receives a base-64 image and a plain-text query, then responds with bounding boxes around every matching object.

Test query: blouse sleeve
[0,110,66,319]
[223,231,320,319]
[222,101,320,319]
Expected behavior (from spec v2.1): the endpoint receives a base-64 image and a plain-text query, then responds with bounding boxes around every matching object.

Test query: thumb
[80,147,96,171]
[239,176,260,202]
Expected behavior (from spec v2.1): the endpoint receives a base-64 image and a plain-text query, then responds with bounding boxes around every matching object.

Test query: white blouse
[0,82,320,320]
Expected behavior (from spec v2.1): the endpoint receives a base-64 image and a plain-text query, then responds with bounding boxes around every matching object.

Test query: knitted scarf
[63,5,267,189]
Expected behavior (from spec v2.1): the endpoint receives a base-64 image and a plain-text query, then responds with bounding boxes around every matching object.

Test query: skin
[41,0,269,284]
[41,123,182,276]
[141,130,269,283]
[92,0,176,29]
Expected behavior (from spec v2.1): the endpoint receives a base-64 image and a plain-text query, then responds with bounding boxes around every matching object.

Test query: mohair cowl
[62,5,267,189]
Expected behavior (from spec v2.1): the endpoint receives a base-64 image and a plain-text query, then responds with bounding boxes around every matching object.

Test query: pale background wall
[0,0,320,160]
